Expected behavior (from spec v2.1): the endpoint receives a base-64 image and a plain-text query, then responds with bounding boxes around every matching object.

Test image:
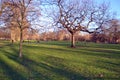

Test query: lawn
[0,41,120,80]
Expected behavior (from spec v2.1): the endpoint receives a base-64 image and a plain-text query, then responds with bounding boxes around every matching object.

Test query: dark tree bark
[71,33,75,48]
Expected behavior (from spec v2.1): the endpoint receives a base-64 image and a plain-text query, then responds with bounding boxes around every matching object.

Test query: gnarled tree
[52,0,113,47]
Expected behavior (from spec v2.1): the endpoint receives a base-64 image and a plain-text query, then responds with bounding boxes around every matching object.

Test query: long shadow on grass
[0,47,29,80]
[76,60,120,79]
[6,53,89,80]
[23,45,120,79]
[0,49,27,80]
[1,44,119,79]
[81,47,120,55]
[45,55,120,79]
[41,55,89,80]
[2,48,53,80]
[3,46,89,80]
[0,43,12,48]
[1,47,52,80]
[0,60,27,80]
[24,45,120,59]
[23,44,120,66]
[27,57,89,80]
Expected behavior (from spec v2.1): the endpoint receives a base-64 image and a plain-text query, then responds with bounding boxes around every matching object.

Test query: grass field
[0,41,120,80]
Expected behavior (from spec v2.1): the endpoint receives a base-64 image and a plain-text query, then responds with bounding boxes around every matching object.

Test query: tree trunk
[19,29,23,58]
[71,33,75,48]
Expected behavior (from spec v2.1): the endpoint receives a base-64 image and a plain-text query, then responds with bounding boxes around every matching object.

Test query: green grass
[0,41,120,80]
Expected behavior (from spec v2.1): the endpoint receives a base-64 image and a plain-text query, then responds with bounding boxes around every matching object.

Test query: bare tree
[2,0,39,58]
[51,0,113,47]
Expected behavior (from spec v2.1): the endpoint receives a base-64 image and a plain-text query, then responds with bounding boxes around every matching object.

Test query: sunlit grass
[0,41,120,80]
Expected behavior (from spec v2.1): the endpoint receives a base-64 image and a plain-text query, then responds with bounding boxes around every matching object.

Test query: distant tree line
[91,19,120,44]
[0,20,120,44]
[0,27,10,40]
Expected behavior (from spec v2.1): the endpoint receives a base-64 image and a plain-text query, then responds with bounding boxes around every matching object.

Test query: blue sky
[109,0,120,18]
[97,0,120,19]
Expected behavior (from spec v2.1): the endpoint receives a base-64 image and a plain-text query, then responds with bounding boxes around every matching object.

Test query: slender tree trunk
[11,40,14,44]
[71,33,75,48]
[19,29,23,58]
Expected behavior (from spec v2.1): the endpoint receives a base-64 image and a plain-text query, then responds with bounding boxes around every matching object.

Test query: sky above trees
[97,0,120,19]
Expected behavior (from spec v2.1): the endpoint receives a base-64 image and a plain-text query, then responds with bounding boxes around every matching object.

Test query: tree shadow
[2,46,89,80]
[39,55,89,80]
[24,44,120,60]
[0,55,27,80]
[0,43,12,48]
[1,47,52,80]
[75,59,120,79]
[22,45,120,79]
[1,43,119,80]
[0,46,29,80]
[0,61,27,80]
[6,53,89,80]
[80,48,120,59]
